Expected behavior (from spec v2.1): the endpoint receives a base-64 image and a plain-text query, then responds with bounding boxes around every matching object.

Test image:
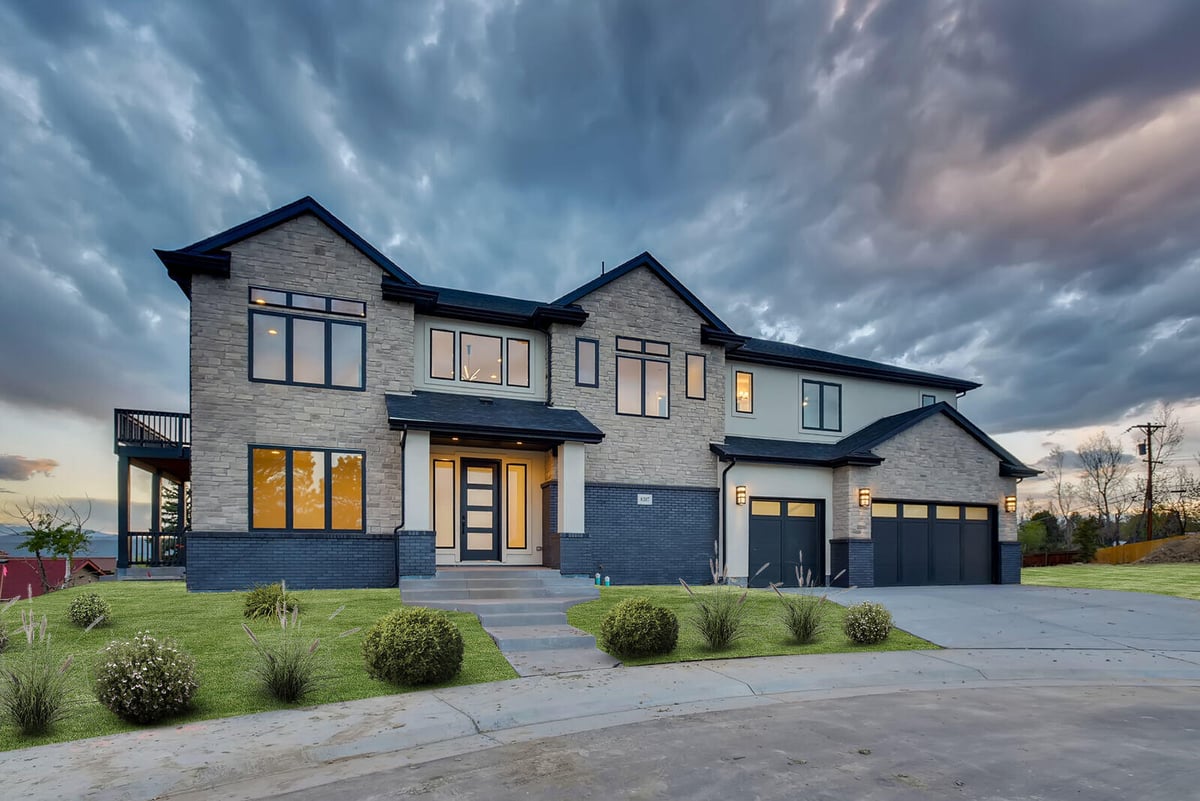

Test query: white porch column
[402,429,432,531]
[557,441,586,533]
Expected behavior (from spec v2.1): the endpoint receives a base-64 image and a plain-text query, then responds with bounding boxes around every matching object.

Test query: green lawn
[567,585,934,666]
[1022,564,1200,602]
[0,583,516,752]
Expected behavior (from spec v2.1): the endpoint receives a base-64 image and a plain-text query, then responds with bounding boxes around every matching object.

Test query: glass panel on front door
[460,459,501,560]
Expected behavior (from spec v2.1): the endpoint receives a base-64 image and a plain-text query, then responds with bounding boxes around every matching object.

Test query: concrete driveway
[842,585,1200,651]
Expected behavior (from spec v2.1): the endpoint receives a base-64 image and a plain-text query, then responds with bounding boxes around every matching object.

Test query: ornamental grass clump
[243,581,300,620]
[0,608,74,736]
[67,592,111,629]
[600,598,678,658]
[842,601,893,645]
[94,632,198,724]
[678,554,767,652]
[772,556,848,645]
[363,607,463,685]
[243,601,360,704]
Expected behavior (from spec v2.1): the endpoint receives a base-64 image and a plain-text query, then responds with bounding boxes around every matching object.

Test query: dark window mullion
[284,449,294,530]
[324,320,333,386]
[285,317,294,384]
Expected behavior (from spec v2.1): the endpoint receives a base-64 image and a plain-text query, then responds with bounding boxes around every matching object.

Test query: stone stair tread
[502,647,621,677]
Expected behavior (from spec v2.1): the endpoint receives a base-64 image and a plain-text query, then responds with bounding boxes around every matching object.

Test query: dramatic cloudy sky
[2,0,1199,531]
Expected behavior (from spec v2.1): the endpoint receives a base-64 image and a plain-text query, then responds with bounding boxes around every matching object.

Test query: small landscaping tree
[5,498,92,594]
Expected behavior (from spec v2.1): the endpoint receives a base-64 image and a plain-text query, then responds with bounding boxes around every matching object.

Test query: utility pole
[1127,423,1164,541]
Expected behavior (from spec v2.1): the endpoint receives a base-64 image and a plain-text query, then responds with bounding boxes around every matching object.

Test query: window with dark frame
[686,353,706,400]
[460,332,503,384]
[921,393,936,407]
[433,459,455,548]
[616,353,669,418]
[430,329,455,380]
[507,339,530,387]
[249,287,366,318]
[616,336,670,357]
[249,310,365,390]
[250,446,364,531]
[575,338,599,386]
[802,379,842,431]
[734,370,753,414]
[506,464,527,549]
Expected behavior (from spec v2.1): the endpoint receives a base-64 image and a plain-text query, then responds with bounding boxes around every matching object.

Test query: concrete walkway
[7,646,1200,801]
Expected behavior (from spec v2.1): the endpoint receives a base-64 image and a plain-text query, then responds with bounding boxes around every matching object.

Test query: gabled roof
[713,402,1039,478]
[730,338,981,393]
[157,196,418,298]
[554,251,735,334]
[385,391,604,444]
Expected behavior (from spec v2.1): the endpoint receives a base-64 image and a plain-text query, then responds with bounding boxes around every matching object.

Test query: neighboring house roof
[730,338,981,393]
[156,196,419,298]
[713,402,1039,478]
[386,391,604,444]
[554,251,736,334]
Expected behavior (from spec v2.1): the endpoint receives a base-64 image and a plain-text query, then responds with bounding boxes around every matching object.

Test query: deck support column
[116,455,130,570]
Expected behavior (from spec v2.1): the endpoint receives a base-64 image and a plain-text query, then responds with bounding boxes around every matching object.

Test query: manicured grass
[567,586,934,665]
[0,583,515,752]
[1022,564,1200,602]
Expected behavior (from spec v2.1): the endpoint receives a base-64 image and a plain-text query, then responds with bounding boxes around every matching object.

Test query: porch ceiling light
[735,485,747,505]
[1004,494,1017,513]
[858,487,871,507]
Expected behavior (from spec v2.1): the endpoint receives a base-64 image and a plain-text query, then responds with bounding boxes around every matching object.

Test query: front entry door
[460,459,501,561]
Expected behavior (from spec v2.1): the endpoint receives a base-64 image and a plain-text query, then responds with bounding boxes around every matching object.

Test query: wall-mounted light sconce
[1004,494,1017,514]
[735,485,747,505]
[858,488,871,508]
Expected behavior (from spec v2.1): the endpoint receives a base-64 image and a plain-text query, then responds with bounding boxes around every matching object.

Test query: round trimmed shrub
[363,608,463,685]
[94,632,198,724]
[243,582,300,620]
[600,598,678,658]
[842,601,893,645]
[67,592,111,628]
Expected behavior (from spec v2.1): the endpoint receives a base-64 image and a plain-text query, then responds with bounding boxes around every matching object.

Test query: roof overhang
[382,277,588,328]
[385,392,604,445]
[727,348,981,393]
[154,250,231,299]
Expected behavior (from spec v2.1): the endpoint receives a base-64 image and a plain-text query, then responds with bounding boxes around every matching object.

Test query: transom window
[616,337,670,357]
[428,328,530,387]
[249,287,366,318]
[250,446,364,531]
[802,379,841,431]
[616,353,669,418]
[250,310,365,390]
[734,370,753,414]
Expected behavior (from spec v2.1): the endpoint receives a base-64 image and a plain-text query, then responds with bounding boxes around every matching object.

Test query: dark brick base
[998,541,1022,584]
[829,539,875,588]
[398,531,436,577]
[186,531,397,591]
[559,532,593,576]
[584,483,716,585]
[541,482,560,569]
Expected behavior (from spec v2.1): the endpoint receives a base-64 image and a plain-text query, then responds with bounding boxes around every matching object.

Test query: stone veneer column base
[998,541,1021,584]
[397,531,436,578]
[829,539,875,588]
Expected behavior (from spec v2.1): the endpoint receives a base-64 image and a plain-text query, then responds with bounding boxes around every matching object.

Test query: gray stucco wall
[189,213,413,536]
[548,266,725,488]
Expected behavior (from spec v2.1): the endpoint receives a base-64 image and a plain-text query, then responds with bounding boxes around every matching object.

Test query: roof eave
[154,249,231,300]
[388,417,604,444]
[727,349,980,393]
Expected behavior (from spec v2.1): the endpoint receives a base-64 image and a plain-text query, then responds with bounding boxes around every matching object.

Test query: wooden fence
[1093,534,1191,565]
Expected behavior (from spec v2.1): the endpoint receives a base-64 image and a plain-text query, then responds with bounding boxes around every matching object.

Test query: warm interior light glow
[270,450,282,455]
[254,298,267,304]
[1004,494,1017,513]
[735,485,747,505]
[858,487,871,507]
[516,441,523,445]
[451,436,460,442]
[267,328,278,335]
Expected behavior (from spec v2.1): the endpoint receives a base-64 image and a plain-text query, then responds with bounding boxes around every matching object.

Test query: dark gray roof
[713,402,1039,477]
[385,391,603,443]
[425,286,550,318]
[732,338,981,393]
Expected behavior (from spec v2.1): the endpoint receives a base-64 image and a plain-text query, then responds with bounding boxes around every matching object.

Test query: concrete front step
[502,647,621,677]
[477,611,569,627]
[486,624,598,652]
[400,587,598,602]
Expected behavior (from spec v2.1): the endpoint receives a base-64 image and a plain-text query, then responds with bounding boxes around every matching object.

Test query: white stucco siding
[725,360,957,442]
[412,315,547,401]
[722,462,833,580]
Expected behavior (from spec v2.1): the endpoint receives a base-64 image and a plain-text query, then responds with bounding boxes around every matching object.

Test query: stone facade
[189,213,413,535]
[548,266,725,487]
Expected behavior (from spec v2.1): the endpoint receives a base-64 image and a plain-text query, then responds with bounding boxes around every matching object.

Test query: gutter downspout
[393,426,408,583]
[720,456,737,583]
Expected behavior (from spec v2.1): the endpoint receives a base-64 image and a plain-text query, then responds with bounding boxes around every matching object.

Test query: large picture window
[616,355,669,418]
[426,328,532,388]
[250,446,364,531]
[460,333,502,384]
[250,311,365,390]
[802,379,842,431]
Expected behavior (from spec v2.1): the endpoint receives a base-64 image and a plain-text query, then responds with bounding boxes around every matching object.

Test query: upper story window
[428,327,530,387]
[686,353,706,400]
[250,287,366,318]
[921,393,936,407]
[616,336,669,418]
[250,446,364,531]
[575,338,599,387]
[734,370,753,414]
[250,303,365,391]
[802,379,841,431]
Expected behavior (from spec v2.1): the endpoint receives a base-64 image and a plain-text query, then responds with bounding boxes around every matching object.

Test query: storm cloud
[1,0,1198,439]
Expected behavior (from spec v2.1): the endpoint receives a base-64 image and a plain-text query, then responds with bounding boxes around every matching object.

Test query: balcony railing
[122,531,186,568]
[114,409,190,451]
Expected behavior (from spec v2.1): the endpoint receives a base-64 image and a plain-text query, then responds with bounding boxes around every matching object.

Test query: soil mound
[1136,534,1200,564]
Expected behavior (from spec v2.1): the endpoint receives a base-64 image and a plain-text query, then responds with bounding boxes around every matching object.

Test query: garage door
[872,502,994,586]
[748,498,824,588]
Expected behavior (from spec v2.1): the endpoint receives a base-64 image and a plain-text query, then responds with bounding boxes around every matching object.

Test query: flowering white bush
[842,601,893,645]
[94,632,198,723]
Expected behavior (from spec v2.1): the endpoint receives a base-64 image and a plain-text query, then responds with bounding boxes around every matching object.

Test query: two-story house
[114,197,1036,592]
